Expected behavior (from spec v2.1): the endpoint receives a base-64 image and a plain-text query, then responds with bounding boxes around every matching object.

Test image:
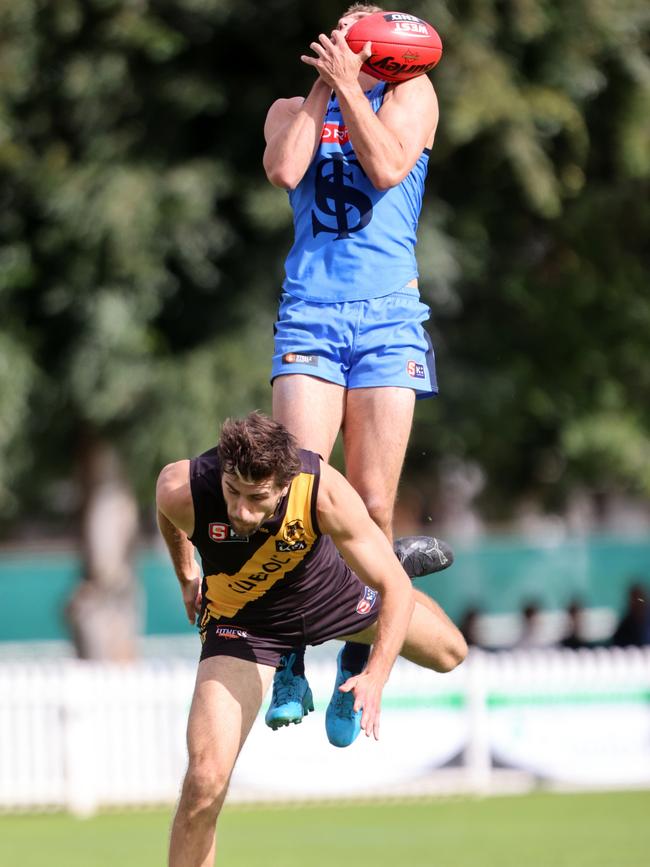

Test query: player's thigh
[272,373,345,461]
[339,595,462,671]
[186,655,275,772]
[343,386,415,516]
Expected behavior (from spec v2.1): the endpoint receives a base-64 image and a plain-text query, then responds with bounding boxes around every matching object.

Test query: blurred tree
[0,0,648,654]
[404,0,650,520]
[0,0,292,656]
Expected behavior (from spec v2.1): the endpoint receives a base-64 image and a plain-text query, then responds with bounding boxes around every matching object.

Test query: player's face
[335,11,371,35]
[221,472,287,537]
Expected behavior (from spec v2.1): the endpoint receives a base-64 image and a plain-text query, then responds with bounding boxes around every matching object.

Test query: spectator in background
[611,582,650,648]
[459,606,483,648]
[514,601,549,649]
[560,599,593,650]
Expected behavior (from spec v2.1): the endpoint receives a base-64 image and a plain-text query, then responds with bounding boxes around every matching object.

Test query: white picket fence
[0,647,649,813]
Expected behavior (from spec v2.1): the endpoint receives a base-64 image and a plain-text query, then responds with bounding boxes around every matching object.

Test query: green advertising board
[0,536,648,643]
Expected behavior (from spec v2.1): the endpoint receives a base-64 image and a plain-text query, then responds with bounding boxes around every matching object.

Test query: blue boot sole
[266,687,314,730]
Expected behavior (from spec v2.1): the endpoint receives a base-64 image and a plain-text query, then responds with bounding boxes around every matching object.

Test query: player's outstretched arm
[316,461,415,740]
[156,461,202,624]
[263,77,331,189]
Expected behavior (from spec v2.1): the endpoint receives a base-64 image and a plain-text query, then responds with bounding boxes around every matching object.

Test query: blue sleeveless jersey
[283,82,430,303]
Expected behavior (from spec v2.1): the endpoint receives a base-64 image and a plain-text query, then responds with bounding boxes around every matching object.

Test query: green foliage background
[1,0,649,532]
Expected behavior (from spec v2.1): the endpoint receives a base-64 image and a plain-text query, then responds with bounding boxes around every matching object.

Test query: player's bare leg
[342,386,416,540]
[324,386,417,744]
[272,373,345,461]
[270,379,454,743]
[266,374,345,728]
[169,657,275,867]
[340,592,468,674]
[332,594,466,742]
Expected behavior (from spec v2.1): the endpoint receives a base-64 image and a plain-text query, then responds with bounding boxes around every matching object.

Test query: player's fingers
[364,708,380,740]
[308,41,327,59]
[318,32,334,50]
[360,40,373,61]
[338,676,357,693]
[360,705,373,736]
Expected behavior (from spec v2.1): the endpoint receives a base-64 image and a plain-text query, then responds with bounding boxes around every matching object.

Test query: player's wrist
[332,77,364,99]
[311,76,330,91]
[308,77,332,101]
[177,571,198,587]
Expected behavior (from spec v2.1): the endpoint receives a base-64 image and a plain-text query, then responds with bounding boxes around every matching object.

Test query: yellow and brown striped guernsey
[188,447,341,629]
[203,469,317,618]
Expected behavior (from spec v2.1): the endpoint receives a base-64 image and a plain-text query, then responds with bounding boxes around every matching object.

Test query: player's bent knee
[182,761,230,817]
[437,630,468,672]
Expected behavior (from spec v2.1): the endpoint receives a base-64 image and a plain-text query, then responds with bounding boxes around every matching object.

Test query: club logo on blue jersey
[312,154,373,240]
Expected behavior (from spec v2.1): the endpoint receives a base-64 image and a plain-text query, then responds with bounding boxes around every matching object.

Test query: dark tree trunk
[66,432,140,660]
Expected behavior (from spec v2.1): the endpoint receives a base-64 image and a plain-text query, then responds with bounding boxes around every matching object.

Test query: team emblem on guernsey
[312,154,373,240]
[356,586,378,615]
[284,520,305,543]
[277,518,307,552]
[209,522,249,542]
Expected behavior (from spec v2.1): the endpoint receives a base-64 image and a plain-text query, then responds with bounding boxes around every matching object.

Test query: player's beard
[228,516,259,537]
[228,494,283,537]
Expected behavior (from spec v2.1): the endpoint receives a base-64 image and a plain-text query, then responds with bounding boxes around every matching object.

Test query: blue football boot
[324,536,454,747]
[265,652,314,730]
[325,647,362,748]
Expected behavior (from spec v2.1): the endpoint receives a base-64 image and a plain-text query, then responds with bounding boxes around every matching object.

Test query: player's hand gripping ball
[345,11,442,83]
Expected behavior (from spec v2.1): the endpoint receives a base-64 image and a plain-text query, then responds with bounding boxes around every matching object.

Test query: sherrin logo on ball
[345,10,443,83]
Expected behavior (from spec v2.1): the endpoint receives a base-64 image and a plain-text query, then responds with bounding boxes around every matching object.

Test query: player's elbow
[263,156,300,190]
[370,174,396,192]
[267,171,299,190]
[368,166,407,192]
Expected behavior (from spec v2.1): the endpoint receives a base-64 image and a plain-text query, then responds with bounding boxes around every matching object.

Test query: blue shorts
[271,287,438,397]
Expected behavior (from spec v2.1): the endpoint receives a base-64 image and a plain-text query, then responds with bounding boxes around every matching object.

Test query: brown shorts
[199,576,382,668]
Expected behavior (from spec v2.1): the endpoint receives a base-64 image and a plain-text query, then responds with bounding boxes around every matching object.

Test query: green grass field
[1,790,649,867]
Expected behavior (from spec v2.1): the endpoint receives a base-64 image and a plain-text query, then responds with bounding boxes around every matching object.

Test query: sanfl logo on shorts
[356,586,378,615]
[407,360,425,379]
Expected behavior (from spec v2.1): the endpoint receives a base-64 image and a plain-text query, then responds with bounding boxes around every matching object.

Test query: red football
[346,11,442,83]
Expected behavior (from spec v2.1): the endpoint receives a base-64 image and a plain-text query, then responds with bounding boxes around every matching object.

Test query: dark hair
[217,411,301,488]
